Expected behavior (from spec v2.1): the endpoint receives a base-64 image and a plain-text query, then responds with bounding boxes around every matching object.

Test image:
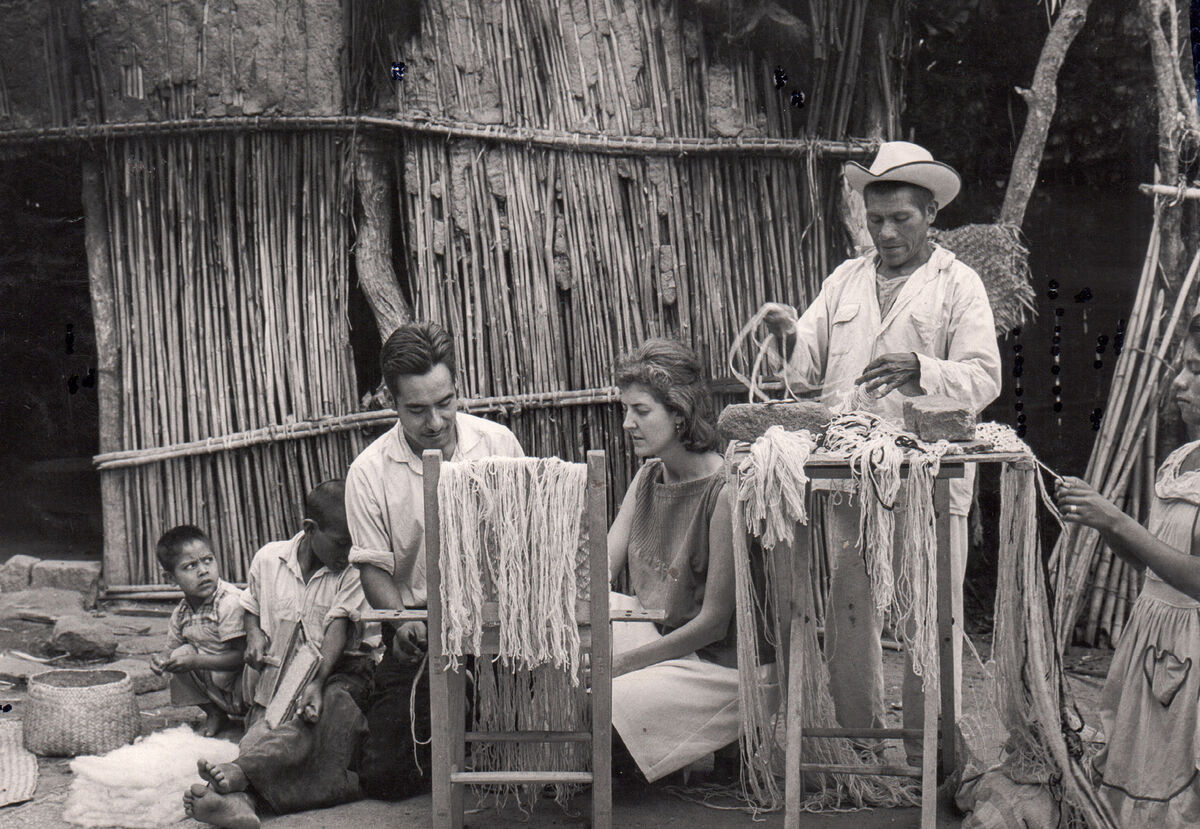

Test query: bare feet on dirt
[198,758,249,794]
[184,783,260,829]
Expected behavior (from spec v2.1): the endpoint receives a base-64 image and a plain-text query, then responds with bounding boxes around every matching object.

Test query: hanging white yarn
[437,457,587,677]
[726,430,919,812]
[735,426,818,547]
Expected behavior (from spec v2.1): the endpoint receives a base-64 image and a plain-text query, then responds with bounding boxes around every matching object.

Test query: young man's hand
[299,680,324,723]
[244,629,270,671]
[391,621,427,664]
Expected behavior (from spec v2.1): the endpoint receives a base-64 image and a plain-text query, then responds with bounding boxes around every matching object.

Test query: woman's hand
[1055,476,1129,534]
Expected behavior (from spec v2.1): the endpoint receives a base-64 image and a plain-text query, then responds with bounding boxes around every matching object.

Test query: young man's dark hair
[380,322,456,399]
[156,524,212,572]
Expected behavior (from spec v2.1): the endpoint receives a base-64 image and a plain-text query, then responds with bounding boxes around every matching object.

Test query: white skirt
[610,592,778,782]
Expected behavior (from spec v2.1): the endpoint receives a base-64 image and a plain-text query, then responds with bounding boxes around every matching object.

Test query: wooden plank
[587,451,613,829]
[802,727,922,740]
[784,484,813,829]
[449,771,595,785]
[82,159,129,586]
[796,763,920,779]
[360,602,672,623]
[934,477,957,781]
[361,609,429,622]
[921,663,940,829]
[424,450,463,829]
[465,730,592,744]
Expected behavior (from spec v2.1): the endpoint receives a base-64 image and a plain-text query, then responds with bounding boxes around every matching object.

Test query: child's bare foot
[199,705,229,738]
[183,782,203,818]
[198,758,249,794]
[187,784,260,829]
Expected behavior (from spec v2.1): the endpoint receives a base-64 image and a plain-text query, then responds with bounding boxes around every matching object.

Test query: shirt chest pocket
[829,303,862,357]
[909,312,940,353]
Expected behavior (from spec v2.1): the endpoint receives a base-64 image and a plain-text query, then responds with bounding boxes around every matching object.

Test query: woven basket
[934,223,1037,336]
[23,669,140,757]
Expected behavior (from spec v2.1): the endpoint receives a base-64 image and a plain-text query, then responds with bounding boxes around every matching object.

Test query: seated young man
[184,480,375,829]
[150,525,246,737]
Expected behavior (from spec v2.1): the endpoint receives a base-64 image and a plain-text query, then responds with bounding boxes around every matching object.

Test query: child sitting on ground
[184,479,375,829]
[150,525,247,737]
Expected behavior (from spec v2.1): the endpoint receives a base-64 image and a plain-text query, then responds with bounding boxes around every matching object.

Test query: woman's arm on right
[608,465,645,584]
[1058,476,1200,601]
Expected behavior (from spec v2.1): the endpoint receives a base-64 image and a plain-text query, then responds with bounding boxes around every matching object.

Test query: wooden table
[729,447,1028,829]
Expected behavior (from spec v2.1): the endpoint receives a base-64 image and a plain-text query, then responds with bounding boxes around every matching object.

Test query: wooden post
[783,484,813,829]
[424,450,464,829]
[82,158,129,586]
[354,136,412,340]
[587,451,612,829]
[933,476,957,780]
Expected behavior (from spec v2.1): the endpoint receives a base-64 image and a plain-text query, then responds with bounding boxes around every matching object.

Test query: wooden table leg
[933,477,957,782]
[920,669,939,829]
[784,486,812,829]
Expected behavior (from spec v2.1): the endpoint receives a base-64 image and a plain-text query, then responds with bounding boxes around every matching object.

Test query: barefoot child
[185,480,374,829]
[150,525,246,737]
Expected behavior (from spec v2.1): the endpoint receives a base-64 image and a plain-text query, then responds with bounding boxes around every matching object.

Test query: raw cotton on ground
[62,725,239,828]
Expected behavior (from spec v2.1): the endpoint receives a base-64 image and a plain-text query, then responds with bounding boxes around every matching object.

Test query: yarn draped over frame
[725,416,1110,822]
[436,457,591,809]
[438,457,588,675]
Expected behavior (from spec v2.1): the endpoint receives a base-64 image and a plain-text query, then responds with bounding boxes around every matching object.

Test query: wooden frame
[416,449,618,828]
[733,450,1026,829]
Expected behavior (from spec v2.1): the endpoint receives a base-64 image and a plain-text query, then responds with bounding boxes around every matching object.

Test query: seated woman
[607,338,774,783]
[1055,312,1200,826]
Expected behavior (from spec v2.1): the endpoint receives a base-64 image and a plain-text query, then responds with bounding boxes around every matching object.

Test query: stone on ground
[0,654,49,687]
[51,616,118,660]
[0,555,39,592]
[0,588,87,623]
[30,560,101,606]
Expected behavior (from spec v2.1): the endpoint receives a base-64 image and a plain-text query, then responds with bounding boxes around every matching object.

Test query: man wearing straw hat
[758,141,1002,762]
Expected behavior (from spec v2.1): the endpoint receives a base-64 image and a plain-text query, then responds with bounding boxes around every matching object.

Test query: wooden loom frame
[362,449,666,828]
[729,447,1029,829]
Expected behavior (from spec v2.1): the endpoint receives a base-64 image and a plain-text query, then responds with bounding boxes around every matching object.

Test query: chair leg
[430,661,466,829]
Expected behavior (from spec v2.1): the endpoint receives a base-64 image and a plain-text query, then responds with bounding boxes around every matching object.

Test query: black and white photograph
[0,1,1189,827]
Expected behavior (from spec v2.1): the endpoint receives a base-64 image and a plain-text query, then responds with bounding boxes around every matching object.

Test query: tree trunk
[1141,0,1185,291]
[354,136,412,340]
[81,158,129,586]
[998,0,1093,228]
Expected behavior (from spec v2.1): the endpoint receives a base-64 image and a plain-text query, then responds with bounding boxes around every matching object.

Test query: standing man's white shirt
[780,243,1002,514]
[345,411,524,608]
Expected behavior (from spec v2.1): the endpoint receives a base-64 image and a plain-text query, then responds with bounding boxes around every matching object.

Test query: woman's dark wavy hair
[615,338,722,453]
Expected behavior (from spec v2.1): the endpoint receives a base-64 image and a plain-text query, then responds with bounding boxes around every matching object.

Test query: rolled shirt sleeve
[913,268,1002,414]
[216,588,247,643]
[240,549,264,617]
[166,602,185,649]
[346,463,398,576]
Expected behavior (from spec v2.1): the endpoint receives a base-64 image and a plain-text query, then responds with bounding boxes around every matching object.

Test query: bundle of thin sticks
[99,132,362,583]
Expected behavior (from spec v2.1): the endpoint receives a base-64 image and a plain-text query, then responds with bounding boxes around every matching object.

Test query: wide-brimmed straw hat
[844,141,961,208]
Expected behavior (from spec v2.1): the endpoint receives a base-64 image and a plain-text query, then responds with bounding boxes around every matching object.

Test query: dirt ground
[0,598,1111,829]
